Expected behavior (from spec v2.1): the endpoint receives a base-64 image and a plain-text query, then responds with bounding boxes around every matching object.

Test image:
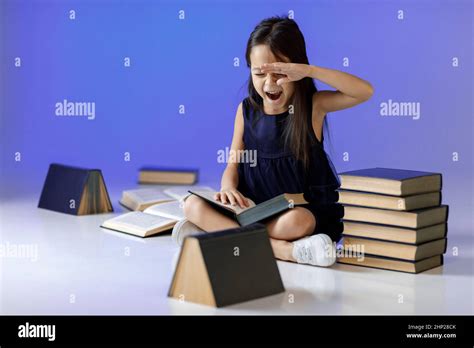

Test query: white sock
[171,218,205,246]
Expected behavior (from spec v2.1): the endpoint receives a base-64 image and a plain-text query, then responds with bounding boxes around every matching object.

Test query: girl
[172,16,373,267]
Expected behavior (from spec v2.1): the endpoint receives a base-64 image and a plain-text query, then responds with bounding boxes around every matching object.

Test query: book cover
[188,190,308,226]
[339,167,442,182]
[338,167,443,196]
[38,163,113,215]
[168,223,285,307]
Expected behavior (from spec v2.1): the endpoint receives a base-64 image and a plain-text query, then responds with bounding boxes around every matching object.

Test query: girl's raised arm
[260,62,374,119]
[310,65,374,117]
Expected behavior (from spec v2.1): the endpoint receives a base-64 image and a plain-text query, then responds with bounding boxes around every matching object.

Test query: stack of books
[336,168,448,274]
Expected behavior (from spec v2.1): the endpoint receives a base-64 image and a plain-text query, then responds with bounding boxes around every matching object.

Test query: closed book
[188,190,308,226]
[342,221,447,244]
[138,166,198,185]
[337,254,443,274]
[342,236,447,261]
[168,223,285,307]
[38,163,113,215]
[342,205,448,229]
[338,168,442,196]
[337,189,441,211]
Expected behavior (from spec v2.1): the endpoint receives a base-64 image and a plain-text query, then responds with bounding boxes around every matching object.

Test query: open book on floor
[120,188,175,211]
[100,201,184,237]
[163,185,214,201]
[188,190,308,226]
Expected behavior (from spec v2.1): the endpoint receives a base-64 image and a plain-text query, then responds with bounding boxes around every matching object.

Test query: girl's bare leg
[269,239,295,261]
[184,195,240,231]
[184,196,316,262]
[265,207,316,262]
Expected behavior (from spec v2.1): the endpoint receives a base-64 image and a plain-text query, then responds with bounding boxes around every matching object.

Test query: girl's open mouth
[265,91,283,101]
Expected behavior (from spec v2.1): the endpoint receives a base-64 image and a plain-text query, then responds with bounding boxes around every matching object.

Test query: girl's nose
[265,74,279,85]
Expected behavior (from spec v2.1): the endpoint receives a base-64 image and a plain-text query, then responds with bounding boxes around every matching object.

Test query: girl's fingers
[226,192,237,206]
[232,191,246,208]
[243,196,250,206]
[277,77,291,85]
[263,62,283,69]
[220,192,228,204]
[261,66,282,74]
[262,62,287,73]
[241,194,250,207]
[216,190,249,207]
[238,192,250,207]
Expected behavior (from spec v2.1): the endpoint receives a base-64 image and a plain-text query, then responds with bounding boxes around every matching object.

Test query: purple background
[1,0,472,228]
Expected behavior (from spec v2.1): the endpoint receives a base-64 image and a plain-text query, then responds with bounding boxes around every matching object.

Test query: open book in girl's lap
[189,190,308,226]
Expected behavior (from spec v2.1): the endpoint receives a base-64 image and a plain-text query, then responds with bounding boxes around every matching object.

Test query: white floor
[1,184,473,315]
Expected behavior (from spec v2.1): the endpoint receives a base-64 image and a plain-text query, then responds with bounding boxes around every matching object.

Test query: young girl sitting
[172,16,373,267]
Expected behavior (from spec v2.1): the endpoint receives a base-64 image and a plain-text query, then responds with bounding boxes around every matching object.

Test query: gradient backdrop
[1,0,472,230]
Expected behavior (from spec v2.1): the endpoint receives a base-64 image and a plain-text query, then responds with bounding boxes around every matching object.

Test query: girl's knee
[268,207,316,240]
[183,195,206,220]
[289,207,316,237]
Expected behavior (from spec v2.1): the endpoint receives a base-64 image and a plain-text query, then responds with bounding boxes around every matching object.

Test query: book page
[124,188,173,204]
[191,190,256,215]
[164,185,215,201]
[104,212,176,230]
[144,200,185,220]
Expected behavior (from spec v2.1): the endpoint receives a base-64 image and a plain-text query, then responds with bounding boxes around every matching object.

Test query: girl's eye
[254,73,285,78]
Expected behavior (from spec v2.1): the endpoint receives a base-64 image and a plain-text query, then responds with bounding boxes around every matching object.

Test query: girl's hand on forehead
[260,62,311,86]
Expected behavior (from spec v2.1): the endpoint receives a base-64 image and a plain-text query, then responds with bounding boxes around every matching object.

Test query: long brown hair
[245,16,328,169]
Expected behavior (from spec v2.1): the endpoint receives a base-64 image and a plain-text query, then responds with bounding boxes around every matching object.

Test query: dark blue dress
[237,97,344,242]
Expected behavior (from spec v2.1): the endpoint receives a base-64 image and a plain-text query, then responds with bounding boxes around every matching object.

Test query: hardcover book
[189,190,308,226]
[168,223,285,307]
[337,254,443,274]
[138,167,198,185]
[338,168,442,196]
[341,236,447,261]
[38,163,113,215]
[342,205,448,229]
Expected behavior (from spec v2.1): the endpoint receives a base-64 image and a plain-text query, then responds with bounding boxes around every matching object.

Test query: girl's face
[250,44,295,114]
